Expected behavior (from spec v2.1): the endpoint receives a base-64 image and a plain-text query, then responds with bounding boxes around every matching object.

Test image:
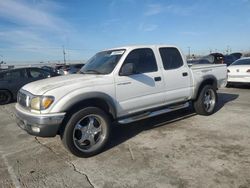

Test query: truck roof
[103,44,179,51]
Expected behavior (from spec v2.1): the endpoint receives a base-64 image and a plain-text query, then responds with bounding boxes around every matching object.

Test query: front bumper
[15,104,66,137]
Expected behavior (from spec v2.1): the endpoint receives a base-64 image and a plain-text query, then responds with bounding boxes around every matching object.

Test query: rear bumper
[15,104,65,137]
[228,75,250,83]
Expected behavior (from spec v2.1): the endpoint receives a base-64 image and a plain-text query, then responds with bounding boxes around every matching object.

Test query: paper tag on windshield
[110,50,124,56]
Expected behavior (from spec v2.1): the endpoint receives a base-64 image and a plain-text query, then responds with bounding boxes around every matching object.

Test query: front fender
[49,91,117,118]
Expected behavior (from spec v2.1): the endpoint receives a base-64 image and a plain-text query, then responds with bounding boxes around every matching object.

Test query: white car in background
[227,57,250,84]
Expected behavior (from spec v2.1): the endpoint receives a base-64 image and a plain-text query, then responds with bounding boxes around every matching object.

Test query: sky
[0,0,250,62]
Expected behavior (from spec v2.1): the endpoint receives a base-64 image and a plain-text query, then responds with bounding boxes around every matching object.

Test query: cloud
[145,3,193,16]
[101,18,120,32]
[138,23,158,32]
[0,0,72,60]
[145,4,165,16]
[180,31,201,36]
[0,0,66,31]
[0,30,55,49]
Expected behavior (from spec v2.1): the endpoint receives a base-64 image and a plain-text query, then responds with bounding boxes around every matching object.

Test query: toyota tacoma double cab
[15,45,227,157]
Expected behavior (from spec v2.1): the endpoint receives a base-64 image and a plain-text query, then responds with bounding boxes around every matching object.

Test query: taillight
[247,69,250,73]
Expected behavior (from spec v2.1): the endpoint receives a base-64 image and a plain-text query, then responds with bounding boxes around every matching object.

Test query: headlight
[30,96,54,110]
[30,97,40,110]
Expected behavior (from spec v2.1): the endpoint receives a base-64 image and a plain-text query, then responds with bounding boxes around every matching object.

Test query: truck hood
[22,74,109,95]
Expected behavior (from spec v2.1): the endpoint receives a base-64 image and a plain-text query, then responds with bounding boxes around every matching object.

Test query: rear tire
[61,107,111,157]
[0,90,12,105]
[193,85,217,116]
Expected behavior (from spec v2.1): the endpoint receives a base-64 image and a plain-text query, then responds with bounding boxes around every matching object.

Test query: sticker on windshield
[110,50,125,56]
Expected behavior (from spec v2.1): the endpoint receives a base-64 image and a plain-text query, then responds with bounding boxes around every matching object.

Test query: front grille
[18,91,28,107]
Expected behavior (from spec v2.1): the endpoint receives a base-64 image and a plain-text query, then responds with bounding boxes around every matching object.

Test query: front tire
[193,85,217,115]
[61,107,111,157]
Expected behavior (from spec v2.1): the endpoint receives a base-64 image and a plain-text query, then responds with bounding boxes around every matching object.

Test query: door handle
[154,77,161,81]
[182,72,188,77]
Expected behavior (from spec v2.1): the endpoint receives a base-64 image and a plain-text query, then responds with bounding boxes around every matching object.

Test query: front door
[115,48,165,117]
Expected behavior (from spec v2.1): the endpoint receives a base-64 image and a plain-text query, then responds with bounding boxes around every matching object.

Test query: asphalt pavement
[0,87,250,188]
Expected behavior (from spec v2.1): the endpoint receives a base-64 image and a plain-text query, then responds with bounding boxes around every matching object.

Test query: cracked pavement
[0,87,250,188]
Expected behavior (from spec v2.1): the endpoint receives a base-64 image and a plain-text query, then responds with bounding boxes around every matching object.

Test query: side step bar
[118,102,189,124]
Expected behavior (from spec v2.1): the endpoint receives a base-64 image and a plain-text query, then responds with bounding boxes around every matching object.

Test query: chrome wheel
[203,89,216,113]
[73,115,107,152]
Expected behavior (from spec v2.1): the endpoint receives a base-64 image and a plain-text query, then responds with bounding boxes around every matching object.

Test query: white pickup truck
[15,45,227,157]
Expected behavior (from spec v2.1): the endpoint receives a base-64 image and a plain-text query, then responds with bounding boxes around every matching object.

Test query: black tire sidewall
[0,90,11,105]
[62,107,111,157]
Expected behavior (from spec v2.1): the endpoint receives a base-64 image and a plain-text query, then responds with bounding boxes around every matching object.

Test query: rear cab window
[159,47,184,70]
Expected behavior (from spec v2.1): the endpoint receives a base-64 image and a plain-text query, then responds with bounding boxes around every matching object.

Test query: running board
[118,102,189,124]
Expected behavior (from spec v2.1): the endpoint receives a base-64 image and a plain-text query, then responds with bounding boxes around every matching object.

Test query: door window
[159,47,184,70]
[29,69,45,78]
[2,70,22,80]
[121,48,158,74]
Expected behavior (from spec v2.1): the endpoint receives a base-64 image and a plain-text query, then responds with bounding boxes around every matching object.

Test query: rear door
[159,47,192,103]
[115,48,165,116]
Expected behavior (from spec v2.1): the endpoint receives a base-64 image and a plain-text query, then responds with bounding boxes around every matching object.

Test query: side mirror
[120,63,134,76]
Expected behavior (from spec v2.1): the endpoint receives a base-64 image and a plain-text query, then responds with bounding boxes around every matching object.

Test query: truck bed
[190,64,228,98]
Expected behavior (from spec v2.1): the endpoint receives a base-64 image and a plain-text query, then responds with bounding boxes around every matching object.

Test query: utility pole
[226,45,230,55]
[63,46,66,64]
[188,47,191,59]
[0,55,3,69]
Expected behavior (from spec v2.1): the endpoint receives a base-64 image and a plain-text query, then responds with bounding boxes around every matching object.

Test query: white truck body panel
[190,64,228,92]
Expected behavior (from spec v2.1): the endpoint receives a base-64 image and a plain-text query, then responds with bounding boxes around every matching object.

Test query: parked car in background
[230,53,242,60]
[41,65,57,73]
[187,59,211,65]
[187,55,214,65]
[224,53,242,66]
[189,53,242,66]
[209,53,224,64]
[224,55,237,66]
[59,64,84,75]
[0,68,7,72]
[54,64,65,74]
[227,57,250,85]
[0,67,59,105]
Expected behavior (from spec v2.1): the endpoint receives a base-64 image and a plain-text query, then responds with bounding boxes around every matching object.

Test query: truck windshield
[80,49,125,74]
